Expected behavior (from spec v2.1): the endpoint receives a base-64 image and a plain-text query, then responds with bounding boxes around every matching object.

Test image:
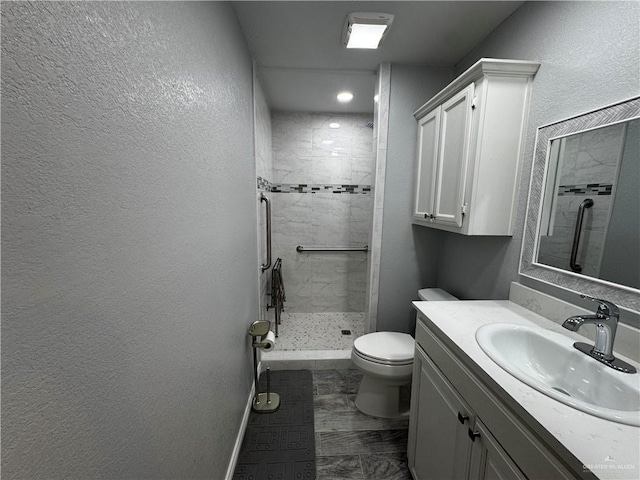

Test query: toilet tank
[418,288,458,301]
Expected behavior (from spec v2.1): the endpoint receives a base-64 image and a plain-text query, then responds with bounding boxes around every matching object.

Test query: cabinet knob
[468,428,481,442]
[457,412,469,424]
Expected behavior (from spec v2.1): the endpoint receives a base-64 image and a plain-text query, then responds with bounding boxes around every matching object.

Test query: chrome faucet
[562,296,636,374]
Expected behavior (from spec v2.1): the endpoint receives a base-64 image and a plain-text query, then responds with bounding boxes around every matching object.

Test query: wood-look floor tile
[315,407,409,433]
[316,454,364,480]
[319,429,408,456]
[360,452,412,480]
[313,393,351,414]
[313,369,363,395]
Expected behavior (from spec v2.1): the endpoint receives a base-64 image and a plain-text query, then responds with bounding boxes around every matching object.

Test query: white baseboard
[224,366,258,480]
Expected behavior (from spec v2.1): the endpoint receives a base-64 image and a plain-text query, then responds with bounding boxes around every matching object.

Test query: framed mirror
[520,96,640,313]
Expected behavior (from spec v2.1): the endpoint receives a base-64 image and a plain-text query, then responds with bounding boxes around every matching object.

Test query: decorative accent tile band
[558,184,612,196]
[271,183,372,194]
[257,177,372,194]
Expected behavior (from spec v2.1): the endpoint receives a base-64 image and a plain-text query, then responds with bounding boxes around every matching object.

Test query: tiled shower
[255,78,375,350]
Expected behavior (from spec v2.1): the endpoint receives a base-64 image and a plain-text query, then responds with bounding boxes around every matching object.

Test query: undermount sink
[476,323,640,426]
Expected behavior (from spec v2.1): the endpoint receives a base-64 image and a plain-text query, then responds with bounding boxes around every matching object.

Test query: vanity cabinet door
[408,344,474,480]
[468,419,526,480]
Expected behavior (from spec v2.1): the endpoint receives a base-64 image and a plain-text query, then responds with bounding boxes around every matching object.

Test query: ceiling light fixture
[336,92,354,103]
[342,12,395,49]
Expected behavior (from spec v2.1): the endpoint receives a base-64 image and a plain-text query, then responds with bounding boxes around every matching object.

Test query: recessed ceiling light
[342,12,394,49]
[329,123,341,129]
[337,92,354,103]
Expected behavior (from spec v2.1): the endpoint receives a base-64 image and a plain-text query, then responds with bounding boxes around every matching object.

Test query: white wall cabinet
[408,316,577,480]
[413,59,540,235]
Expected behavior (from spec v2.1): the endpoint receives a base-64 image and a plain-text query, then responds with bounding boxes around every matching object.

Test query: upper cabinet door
[432,84,474,228]
[414,107,440,220]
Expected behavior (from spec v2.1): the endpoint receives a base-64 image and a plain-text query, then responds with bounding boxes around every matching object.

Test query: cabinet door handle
[468,428,481,442]
[457,412,469,424]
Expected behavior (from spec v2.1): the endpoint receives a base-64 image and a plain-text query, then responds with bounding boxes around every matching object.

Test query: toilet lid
[353,332,415,363]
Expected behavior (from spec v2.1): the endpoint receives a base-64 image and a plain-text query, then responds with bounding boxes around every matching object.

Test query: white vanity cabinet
[413,58,540,235]
[409,343,524,480]
[408,315,578,480]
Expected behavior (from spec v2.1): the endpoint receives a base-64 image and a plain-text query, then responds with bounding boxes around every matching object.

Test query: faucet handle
[580,295,619,318]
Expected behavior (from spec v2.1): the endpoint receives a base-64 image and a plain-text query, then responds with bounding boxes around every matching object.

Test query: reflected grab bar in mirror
[569,198,594,273]
[296,245,368,252]
[261,193,272,271]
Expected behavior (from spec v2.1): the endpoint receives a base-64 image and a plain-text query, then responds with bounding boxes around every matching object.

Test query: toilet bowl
[351,288,458,418]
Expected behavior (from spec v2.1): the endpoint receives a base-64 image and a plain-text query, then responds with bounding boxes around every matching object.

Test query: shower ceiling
[232,1,524,113]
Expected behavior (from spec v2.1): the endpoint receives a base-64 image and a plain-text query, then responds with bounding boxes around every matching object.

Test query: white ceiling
[232,1,524,113]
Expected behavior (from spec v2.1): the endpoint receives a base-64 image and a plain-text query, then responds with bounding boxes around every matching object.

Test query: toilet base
[354,374,410,419]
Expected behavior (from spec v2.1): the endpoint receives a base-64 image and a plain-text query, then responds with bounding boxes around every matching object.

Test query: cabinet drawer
[415,316,580,479]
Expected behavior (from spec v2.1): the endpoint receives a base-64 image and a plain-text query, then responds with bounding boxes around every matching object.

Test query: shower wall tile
[352,165,375,186]
[311,113,355,129]
[254,79,273,182]
[311,157,340,184]
[352,129,376,158]
[313,128,352,157]
[272,111,375,186]
[273,156,314,184]
[349,195,374,244]
[272,113,313,158]
[559,123,625,185]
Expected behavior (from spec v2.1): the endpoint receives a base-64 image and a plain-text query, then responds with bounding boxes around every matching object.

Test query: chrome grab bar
[296,245,368,253]
[261,193,272,271]
[569,198,594,273]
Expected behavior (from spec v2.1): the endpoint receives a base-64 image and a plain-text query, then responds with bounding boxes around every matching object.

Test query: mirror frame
[520,96,640,313]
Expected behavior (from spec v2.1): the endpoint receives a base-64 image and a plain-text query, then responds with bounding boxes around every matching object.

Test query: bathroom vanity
[408,300,640,480]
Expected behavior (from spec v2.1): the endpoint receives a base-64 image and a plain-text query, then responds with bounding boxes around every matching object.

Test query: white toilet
[351,288,458,418]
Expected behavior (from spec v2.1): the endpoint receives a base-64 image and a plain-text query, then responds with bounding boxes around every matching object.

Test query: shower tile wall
[537,123,625,277]
[270,112,375,313]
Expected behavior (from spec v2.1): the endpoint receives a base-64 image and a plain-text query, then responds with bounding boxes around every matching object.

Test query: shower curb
[261,349,353,371]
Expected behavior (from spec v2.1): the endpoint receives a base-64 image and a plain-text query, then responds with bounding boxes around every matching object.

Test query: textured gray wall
[2,2,257,479]
[437,1,640,301]
[376,65,452,334]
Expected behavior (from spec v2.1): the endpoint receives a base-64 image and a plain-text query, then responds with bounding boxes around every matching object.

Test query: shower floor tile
[273,312,364,351]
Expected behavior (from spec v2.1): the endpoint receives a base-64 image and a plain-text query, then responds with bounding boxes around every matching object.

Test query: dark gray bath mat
[233,370,315,480]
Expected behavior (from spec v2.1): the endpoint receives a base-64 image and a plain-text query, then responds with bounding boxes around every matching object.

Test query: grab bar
[296,245,368,253]
[261,193,272,271]
[569,198,594,273]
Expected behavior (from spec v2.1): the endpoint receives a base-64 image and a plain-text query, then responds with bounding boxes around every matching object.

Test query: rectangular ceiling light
[342,12,394,49]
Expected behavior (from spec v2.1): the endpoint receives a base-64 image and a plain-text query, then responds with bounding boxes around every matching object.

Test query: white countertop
[413,300,640,480]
